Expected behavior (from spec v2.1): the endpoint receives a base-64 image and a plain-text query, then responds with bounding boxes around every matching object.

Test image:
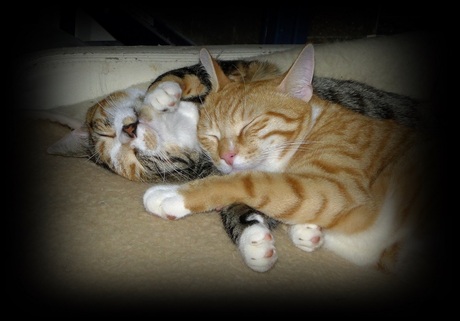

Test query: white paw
[289,224,324,252]
[238,224,277,272]
[143,184,190,220]
[144,81,182,112]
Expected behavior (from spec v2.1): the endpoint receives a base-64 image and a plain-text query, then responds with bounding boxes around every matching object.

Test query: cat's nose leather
[221,152,236,165]
[122,122,138,138]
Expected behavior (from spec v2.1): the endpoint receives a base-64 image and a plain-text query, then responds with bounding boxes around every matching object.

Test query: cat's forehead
[87,91,142,123]
[207,82,282,113]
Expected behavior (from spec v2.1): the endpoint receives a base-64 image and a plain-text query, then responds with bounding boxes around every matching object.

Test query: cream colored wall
[20,32,435,111]
[20,45,298,110]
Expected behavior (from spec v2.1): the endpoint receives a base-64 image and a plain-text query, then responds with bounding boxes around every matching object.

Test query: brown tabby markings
[153,74,208,98]
[147,60,280,102]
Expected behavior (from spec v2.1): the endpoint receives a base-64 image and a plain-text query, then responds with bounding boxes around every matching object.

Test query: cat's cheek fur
[143,185,190,220]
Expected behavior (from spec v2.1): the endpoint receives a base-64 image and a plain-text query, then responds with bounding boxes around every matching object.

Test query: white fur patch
[323,188,399,266]
[238,223,277,272]
[145,81,182,112]
[143,184,190,220]
[110,141,122,171]
[289,224,324,252]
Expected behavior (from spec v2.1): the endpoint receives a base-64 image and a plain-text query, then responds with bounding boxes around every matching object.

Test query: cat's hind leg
[220,204,279,273]
[288,224,324,252]
[239,222,277,272]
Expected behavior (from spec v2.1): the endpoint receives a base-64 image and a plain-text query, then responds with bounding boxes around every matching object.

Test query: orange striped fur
[153,45,436,275]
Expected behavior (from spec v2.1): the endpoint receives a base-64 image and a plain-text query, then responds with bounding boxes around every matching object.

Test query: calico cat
[142,44,436,278]
[47,85,216,182]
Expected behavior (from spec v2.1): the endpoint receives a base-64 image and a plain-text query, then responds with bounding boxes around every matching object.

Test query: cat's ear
[199,48,231,92]
[277,43,314,102]
[47,127,90,157]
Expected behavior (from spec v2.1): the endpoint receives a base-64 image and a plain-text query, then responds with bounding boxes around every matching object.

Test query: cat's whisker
[152,150,197,182]
[199,105,213,125]
[87,150,101,164]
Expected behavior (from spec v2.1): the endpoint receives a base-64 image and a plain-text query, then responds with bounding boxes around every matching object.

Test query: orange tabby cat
[143,44,438,278]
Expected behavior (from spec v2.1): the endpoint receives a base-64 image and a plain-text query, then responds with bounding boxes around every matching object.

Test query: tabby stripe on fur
[220,203,279,244]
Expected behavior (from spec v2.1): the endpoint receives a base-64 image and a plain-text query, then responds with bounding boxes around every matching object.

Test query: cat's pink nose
[221,152,236,165]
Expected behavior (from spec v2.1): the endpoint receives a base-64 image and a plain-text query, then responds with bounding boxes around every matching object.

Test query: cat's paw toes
[145,81,182,112]
[289,224,324,252]
[143,184,190,220]
[238,223,277,272]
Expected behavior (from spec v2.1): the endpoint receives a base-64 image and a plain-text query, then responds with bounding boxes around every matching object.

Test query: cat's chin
[218,165,252,174]
[218,167,235,174]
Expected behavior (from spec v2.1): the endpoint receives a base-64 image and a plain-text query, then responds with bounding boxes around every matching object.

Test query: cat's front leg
[143,184,191,220]
[288,224,324,252]
[144,81,182,112]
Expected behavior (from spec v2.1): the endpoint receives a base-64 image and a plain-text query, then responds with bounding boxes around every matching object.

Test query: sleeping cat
[48,54,420,183]
[48,51,423,273]
[142,44,436,278]
[47,85,216,182]
[47,59,282,182]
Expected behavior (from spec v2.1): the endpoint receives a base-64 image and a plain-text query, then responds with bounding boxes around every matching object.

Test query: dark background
[10,4,449,316]
[13,4,432,57]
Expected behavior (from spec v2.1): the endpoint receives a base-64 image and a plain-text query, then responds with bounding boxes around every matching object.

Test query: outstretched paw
[238,223,277,272]
[143,184,190,220]
[289,224,324,252]
[144,81,182,112]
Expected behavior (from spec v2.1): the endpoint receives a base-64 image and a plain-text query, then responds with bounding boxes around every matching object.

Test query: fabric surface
[17,120,432,313]
[14,31,442,314]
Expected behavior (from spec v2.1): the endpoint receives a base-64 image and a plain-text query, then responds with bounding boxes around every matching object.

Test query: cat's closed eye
[93,131,115,138]
[203,134,219,142]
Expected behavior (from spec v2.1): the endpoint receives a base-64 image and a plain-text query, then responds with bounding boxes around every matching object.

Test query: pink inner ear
[73,127,90,138]
[296,84,313,102]
[47,126,90,157]
[200,48,231,91]
[276,44,315,102]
